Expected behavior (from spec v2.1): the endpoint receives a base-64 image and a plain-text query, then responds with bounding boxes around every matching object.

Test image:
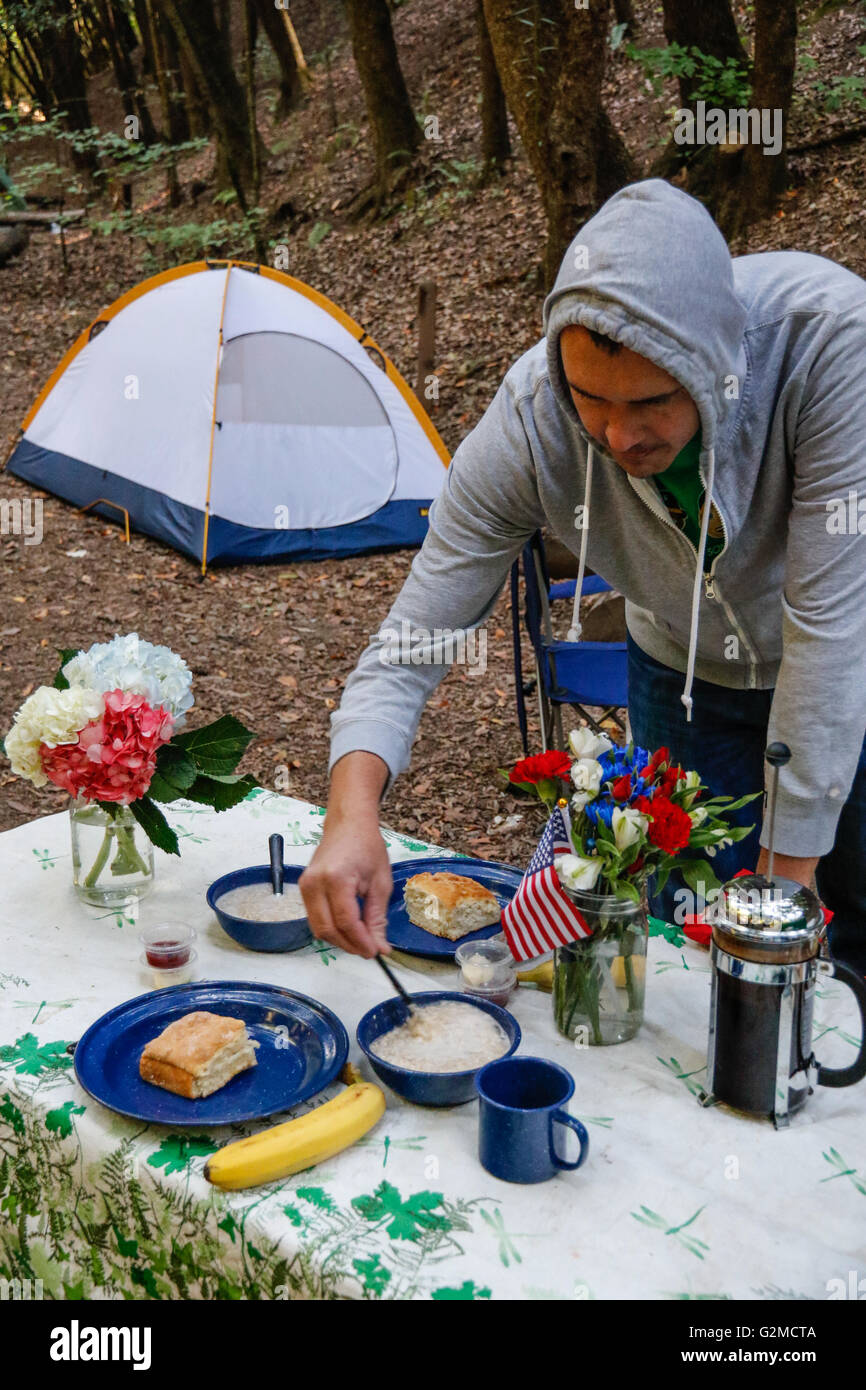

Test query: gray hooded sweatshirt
[330,180,866,858]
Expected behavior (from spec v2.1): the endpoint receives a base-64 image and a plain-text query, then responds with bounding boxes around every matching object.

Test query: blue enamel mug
[475,1055,589,1184]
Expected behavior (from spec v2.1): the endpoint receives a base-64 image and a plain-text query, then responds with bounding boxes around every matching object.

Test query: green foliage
[307,220,331,248]
[128,796,180,857]
[625,41,751,108]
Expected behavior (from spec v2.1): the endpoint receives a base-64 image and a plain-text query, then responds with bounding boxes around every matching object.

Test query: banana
[517,960,554,992]
[204,1082,386,1190]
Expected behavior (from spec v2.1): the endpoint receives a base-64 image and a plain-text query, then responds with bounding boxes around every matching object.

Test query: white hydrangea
[4,685,104,786]
[63,633,194,725]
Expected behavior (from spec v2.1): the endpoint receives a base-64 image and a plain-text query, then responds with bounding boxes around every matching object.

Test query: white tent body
[9,261,449,565]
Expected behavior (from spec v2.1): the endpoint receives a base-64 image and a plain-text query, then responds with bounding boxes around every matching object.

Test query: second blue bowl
[207,865,313,953]
[356,990,521,1106]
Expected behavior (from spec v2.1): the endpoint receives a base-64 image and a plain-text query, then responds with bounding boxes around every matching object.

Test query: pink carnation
[40,689,174,804]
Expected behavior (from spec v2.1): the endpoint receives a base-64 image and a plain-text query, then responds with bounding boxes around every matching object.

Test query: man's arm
[301,368,548,954]
[329,370,548,793]
[762,312,866,861]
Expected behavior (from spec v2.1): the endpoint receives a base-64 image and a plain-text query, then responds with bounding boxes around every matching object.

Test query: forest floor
[1,0,865,868]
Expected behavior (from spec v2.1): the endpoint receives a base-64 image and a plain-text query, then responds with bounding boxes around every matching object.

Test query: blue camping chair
[511,532,628,754]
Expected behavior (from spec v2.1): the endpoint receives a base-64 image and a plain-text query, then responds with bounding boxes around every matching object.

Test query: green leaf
[148,745,198,803]
[182,773,258,812]
[173,715,254,776]
[612,878,640,903]
[129,796,180,856]
[680,859,722,896]
[52,648,81,691]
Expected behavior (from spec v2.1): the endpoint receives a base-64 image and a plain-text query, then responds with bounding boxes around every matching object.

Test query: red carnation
[611,774,632,801]
[660,764,685,794]
[643,794,692,854]
[509,751,571,785]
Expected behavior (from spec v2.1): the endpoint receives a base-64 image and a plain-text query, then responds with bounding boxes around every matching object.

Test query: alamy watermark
[0,496,43,544]
[673,100,782,157]
[375,620,487,676]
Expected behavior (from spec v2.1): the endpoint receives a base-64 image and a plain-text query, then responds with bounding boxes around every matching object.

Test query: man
[300,179,866,972]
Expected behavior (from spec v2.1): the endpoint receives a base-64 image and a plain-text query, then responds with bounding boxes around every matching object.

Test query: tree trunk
[176,39,210,136]
[716,0,798,234]
[29,0,98,170]
[253,0,305,117]
[344,0,419,212]
[662,0,748,109]
[155,0,264,207]
[482,0,633,288]
[145,0,181,205]
[613,0,636,35]
[94,0,158,145]
[655,0,749,212]
[477,0,510,180]
[161,19,191,142]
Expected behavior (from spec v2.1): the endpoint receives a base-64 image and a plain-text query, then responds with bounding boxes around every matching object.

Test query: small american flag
[501,805,593,963]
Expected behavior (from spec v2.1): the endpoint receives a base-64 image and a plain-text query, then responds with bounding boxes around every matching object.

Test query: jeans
[626,634,866,974]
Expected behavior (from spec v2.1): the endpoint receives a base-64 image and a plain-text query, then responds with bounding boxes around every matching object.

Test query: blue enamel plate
[74,981,348,1126]
[387,857,524,959]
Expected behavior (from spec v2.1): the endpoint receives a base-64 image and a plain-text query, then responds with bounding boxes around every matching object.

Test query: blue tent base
[7,439,432,565]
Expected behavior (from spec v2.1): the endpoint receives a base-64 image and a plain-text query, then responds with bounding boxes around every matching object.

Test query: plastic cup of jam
[140,922,196,970]
[455,938,516,1007]
[139,948,198,990]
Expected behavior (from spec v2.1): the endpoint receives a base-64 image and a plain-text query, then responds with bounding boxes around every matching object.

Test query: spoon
[374,952,416,1021]
[269,833,284,896]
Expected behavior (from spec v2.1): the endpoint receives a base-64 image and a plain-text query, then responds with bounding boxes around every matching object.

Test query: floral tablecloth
[0,789,863,1301]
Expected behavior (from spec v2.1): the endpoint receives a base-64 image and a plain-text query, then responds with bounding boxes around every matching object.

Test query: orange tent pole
[201,263,233,575]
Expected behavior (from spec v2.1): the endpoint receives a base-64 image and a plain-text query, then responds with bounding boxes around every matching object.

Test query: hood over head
[542,180,748,720]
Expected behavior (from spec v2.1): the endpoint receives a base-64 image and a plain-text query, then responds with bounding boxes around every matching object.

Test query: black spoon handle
[375,953,414,1010]
[269,834,284,896]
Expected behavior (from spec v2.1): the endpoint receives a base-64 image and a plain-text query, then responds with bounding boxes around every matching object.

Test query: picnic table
[0,788,863,1301]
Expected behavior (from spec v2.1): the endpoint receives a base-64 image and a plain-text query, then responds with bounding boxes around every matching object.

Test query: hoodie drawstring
[564,440,714,727]
[680,445,715,722]
[567,444,594,642]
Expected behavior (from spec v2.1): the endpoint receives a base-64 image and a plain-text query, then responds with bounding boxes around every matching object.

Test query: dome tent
[6,260,450,569]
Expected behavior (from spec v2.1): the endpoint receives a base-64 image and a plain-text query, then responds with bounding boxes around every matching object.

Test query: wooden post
[416,280,437,408]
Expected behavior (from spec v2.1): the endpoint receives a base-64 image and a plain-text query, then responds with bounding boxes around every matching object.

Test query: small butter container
[455,938,516,1007]
[140,947,198,990]
[139,922,197,989]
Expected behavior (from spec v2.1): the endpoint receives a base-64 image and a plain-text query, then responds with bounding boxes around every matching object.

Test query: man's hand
[755,847,819,891]
[299,752,392,958]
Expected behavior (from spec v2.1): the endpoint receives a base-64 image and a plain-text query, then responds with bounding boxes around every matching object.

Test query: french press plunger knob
[702,742,866,1127]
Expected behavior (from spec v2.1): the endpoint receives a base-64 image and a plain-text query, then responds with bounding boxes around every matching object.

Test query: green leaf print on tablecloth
[632,1205,710,1260]
[0,1034,74,1076]
[351,1182,449,1241]
[431,1279,492,1300]
[353,1253,392,1297]
[45,1101,85,1138]
[658,1055,706,1097]
[821,1147,866,1196]
[148,1134,220,1175]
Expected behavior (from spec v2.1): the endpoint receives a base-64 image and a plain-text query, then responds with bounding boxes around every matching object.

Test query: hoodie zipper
[629,475,760,689]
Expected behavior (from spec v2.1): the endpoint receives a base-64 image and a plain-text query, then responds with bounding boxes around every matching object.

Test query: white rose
[4,685,103,787]
[556,853,603,892]
[571,758,603,796]
[612,805,648,852]
[571,790,593,814]
[568,727,613,760]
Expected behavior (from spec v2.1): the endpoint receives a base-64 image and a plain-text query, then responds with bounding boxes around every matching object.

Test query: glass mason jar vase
[70,798,154,907]
[553,888,649,1045]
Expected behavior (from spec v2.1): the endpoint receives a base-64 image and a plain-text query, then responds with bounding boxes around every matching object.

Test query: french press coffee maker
[701,742,866,1128]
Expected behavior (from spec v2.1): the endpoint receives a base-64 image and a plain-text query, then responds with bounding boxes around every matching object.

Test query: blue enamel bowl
[356,990,521,1107]
[207,864,313,953]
